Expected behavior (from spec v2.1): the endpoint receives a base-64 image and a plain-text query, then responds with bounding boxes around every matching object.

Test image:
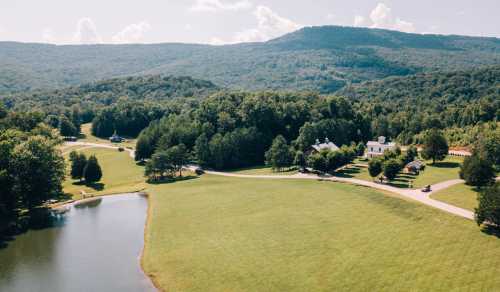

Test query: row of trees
[0,111,66,235]
[69,152,103,184]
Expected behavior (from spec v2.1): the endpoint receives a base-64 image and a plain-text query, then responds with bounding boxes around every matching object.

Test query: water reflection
[0,194,155,292]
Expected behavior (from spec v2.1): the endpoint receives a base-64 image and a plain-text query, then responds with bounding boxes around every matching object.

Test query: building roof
[367,141,396,147]
[312,140,339,152]
[406,160,425,169]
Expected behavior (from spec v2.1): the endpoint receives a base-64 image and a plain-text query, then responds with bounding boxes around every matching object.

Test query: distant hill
[1,75,218,111]
[337,65,500,144]
[0,25,499,94]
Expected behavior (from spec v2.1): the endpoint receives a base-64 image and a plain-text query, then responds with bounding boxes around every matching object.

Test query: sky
[0,0,499,45]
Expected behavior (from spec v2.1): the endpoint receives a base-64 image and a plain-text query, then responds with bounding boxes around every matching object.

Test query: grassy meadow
[229,166,299,176]
[63,147,146,199]
[143,175,500,291]
[80,123,137,148]
[431,183,480,211]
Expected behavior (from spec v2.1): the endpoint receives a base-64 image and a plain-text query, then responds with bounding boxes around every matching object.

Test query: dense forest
[135,92,370,169]
[340,66,500,145]
[0,104,66,235]
[1,26,499,94]
[0,75,218,138]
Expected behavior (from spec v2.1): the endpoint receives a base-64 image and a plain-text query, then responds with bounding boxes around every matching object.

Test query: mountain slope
[1,26,499,94]
[1,75,218,111]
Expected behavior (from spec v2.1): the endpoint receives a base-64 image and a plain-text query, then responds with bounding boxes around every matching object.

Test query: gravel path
[63,142,483,221]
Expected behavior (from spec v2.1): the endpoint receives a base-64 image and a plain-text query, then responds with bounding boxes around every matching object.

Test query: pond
[0,194,156,292]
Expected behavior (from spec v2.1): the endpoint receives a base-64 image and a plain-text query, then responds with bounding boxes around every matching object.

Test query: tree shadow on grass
[86,183,105,191]
[147,175,199,185]
[334,166,361,178]
[481,225,500,239]
[431,161,461,168]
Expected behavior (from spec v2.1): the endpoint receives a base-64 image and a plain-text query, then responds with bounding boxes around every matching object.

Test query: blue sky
[1,0,499,44]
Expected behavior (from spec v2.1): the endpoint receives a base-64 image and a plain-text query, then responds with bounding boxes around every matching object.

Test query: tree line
[0,107,66,236]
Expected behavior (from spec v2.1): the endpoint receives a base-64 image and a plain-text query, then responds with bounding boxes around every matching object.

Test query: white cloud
[209,37,225,45]
[42,28,57,43]
[353,15,367,27]
[190,0,252,12]
[369,3,415,33]
[326,13,336,20]
[72,18,101,44]
[112,21,151,44]
[233,5,301,43]
[185,24,193,31]
[352,3,415,33]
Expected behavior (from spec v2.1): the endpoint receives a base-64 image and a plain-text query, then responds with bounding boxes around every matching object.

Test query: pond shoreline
[54,191,159,291]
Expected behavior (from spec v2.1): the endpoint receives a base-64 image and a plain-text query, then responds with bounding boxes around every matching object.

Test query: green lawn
[63,147,146,199]
[229,165,298,176]
[431,183,480,211]
[143,175,500,291]
[412,156,463,188]
[79,123,137,149]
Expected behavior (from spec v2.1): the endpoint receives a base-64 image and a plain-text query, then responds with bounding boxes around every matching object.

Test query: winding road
[63,141,492,221]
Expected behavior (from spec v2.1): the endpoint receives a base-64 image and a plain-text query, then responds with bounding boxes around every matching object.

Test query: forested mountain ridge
[1,25,499,94]
[1,75,218,111]
[339,65,500,144]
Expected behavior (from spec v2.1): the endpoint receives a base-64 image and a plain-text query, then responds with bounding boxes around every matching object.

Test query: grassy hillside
[1,26,499,94]
[144,175,500,291]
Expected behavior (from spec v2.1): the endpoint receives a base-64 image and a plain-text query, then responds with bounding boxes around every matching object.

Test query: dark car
[421,185,432,192]
[195,168,205,175]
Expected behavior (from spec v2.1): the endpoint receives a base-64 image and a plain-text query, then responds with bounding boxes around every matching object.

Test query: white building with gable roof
[366,136,396,158]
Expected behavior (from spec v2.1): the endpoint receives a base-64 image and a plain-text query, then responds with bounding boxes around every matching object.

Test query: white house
[311,138,339,153]
[366,136,396,158]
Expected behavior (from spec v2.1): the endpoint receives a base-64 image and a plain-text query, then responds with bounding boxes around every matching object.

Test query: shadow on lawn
[334,166,361,178]
[430,161,461,168]
[72,181,105,191]
[147,175,198,185]
[482,225,500,239]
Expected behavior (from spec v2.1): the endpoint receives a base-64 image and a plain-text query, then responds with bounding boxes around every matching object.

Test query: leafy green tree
[145,150,174,181]
[10,136,66,210]
[59,115,78,137]
[475,131,500,170]
[195,134,211,166]
[356,142,365,156]
[460,155,495,187]
[308,153,328,173]
[83,155,103,184]
[69,151,87,181]
[265,135,293,171]
[368,158,383,180]
[421,129,449,164]
[326,151,345,172]
[164,144,188,177]
[135,134,153,162]
[475,183,500,226]
[383,159,401,181]
[293,150,306,170]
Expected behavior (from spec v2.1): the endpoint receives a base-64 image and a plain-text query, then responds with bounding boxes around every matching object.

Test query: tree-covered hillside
[1,26,499,94]
[339,66,500,144]
[1,75,218,112]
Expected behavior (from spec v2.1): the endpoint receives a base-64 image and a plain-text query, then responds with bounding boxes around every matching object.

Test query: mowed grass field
[431,183,480,211]
[63,147,146,199]
[80,123,137,148]
[143,175,500,291]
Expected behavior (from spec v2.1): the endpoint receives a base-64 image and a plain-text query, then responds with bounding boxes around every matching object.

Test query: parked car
[118,147,125,152]
[421,185,432,192]
[195,167,205,175]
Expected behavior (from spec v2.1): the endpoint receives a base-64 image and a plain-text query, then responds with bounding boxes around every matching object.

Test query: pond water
[0,194,156,292]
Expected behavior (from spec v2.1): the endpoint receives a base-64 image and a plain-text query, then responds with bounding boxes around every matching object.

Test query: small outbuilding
[109,134,124,143]
[405,160,425,174]
[311,138,339,153]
